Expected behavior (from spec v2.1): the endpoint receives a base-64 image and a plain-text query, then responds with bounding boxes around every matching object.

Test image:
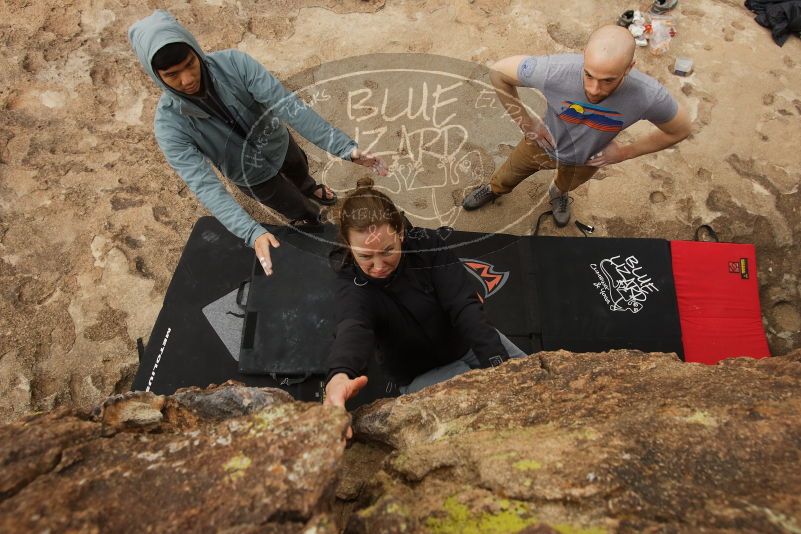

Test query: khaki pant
[489,138,598,195]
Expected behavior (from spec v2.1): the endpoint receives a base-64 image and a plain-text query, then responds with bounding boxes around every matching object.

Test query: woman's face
[348,223,403,279]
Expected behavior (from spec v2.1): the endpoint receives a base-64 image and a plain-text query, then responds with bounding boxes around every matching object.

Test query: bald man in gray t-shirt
[464,25,692,228]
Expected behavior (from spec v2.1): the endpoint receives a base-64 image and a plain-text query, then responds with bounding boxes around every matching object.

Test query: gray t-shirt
[517,54,678,166]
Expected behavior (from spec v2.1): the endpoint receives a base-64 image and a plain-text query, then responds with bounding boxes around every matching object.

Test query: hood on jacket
[128,10,207,94]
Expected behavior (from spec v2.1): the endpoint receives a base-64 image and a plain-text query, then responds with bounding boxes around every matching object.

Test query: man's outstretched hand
[351,148,388,176]
[254,232,280,276]
[324,373,368,439]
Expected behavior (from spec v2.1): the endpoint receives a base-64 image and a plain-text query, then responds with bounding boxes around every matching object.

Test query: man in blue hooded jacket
[129,10,385,275]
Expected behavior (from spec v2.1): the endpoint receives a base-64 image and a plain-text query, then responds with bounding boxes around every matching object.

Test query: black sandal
[306,183,337,206]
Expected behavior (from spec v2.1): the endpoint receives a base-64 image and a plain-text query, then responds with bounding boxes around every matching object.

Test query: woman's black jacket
[326,226,507,385]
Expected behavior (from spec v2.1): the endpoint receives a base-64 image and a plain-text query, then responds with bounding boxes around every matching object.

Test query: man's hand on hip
[254,232,280,276]
[585,141,629,167]
[520,116,556,151]
[351,148,388,176]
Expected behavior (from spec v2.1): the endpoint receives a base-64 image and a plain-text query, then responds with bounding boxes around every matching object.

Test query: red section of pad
[671,241,770,364]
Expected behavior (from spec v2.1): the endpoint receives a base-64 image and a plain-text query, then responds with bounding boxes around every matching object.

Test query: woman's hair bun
[355,177,375,189]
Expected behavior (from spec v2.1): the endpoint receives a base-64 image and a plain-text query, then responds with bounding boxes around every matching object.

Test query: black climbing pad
[134,218,683,409]
[531,236,683,357]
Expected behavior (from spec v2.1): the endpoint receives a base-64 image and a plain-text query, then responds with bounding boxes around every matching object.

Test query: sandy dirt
[1,0,799,423]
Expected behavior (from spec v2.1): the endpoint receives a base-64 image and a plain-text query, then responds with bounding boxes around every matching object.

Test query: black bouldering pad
[531,237,683,357]
[131,217,326,403]
[238,224,339,376]
[134,217,684,409]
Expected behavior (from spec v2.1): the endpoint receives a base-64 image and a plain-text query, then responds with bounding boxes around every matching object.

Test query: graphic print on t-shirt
[558,100,624,132]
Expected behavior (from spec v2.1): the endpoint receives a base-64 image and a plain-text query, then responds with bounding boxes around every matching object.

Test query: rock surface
[0,382,349,533]
[341,349,801,533]
[2,353,801,532]
[1,0,800,425]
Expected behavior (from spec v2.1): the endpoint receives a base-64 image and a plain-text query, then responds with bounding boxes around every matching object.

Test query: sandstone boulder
[344,350,801,533]
[3,352,800,533]
[0,382,349,533]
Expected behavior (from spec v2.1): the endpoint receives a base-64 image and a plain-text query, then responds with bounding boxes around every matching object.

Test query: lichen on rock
[341,349,801,532]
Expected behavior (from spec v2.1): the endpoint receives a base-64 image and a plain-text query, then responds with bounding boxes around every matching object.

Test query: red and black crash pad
[670,240,770,364]
[133,217,770,407]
